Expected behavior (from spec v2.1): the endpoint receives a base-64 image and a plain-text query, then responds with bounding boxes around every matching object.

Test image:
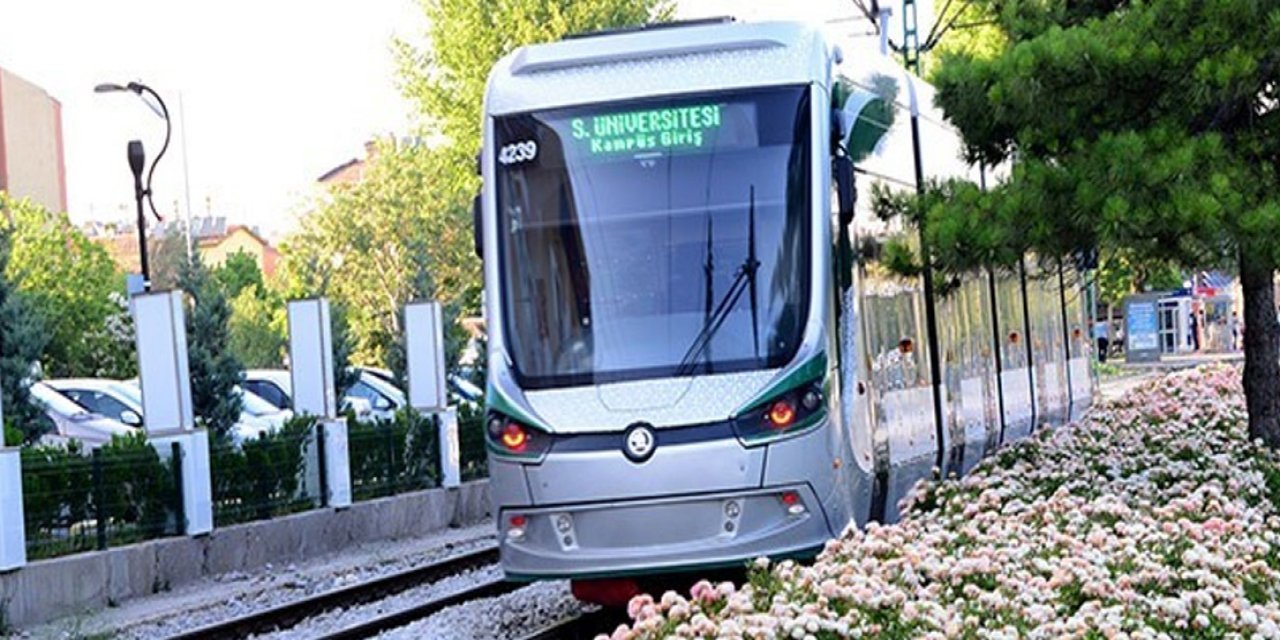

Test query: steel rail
[163,543,499,640]
[316,576,520,640]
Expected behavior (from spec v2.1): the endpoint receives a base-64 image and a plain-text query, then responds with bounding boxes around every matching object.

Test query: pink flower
[627,594,654,620]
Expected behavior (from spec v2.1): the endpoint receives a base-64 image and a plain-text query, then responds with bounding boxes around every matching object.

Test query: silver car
[46,378,293,442]
[28,382,133,447]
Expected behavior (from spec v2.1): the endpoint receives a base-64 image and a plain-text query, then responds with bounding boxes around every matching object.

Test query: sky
[0,0,928,240]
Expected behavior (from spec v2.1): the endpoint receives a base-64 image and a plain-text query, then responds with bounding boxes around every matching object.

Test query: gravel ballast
[20,521,496,640]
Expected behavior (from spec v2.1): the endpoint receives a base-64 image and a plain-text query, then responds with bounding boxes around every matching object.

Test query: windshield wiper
[675,186,760,377]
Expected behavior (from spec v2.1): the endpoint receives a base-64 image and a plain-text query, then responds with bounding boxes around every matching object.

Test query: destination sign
[570,104,723,155]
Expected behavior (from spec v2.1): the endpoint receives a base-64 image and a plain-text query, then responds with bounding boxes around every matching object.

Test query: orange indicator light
[768,400,796,428]
[501,423,528,451]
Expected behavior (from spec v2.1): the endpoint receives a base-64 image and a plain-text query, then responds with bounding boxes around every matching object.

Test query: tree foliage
[177,254,243,440]
[278,0,669,371]
[886,0,1280,443]
[279,144,473,367]
[213,250,265,299]
[228,284,286,369]
[394,0,672,163]
[1,195,131,378]
[0,223,50,443]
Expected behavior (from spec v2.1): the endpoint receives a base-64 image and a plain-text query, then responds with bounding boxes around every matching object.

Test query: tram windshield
[493,86,812,389]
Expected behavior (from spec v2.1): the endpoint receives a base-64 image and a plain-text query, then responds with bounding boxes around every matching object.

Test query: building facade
[0,67,67,212]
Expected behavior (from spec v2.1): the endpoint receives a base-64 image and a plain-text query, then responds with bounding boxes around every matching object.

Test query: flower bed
[608,366,1280,639]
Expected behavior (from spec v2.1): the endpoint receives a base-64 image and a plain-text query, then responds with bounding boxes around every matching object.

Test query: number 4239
[498,140,538,165]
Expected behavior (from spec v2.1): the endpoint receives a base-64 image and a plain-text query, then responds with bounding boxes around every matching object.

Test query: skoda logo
[622,423,656,462]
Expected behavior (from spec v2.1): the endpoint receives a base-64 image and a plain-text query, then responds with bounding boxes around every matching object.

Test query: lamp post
[95,81,171,291]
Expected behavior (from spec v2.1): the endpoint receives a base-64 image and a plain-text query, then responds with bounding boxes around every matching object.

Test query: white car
[28,382,134,447]
[360,366,480,410]
[46,378,292,442]
[244,369,384,421]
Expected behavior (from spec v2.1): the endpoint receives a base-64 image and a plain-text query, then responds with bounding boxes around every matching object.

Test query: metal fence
[21,434,183,560]
[347,411,440,501]
[211,419,322,526]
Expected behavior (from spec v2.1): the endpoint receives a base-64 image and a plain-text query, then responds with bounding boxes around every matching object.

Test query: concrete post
[286,299,350,509]
[0,448,26,570]
[133,292,212,536]
[320,419,352,508]
[405,301,456,488]
[150,430,213,535]
[438,408,460,489]
[287,299,337,419]
[405,301,447,411]
[132,291,194,432]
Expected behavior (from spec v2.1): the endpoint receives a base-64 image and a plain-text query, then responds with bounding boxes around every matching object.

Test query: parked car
[348,369,406,421]
[28,382,133,447]
[360,366,482,408]
[46,378,292,442]
[243,369,375,421]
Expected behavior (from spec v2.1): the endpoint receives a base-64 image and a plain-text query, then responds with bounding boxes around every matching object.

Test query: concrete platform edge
[0,479,491,628]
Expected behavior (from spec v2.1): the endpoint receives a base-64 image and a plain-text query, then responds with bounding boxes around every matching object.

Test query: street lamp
[95,81,171,291]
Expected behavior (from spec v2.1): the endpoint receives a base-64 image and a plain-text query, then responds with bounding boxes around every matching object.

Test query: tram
[474,18,1094,602]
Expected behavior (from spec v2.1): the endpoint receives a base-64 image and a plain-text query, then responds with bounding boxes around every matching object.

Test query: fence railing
[13,402,489,563]
[21,434,183,560]
[211,418,322,527]
[347,411,440,501]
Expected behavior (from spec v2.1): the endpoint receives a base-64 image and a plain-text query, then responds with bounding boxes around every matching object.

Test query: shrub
[347,408,439,501]
[20,434,178,559]
[211,416,317,525]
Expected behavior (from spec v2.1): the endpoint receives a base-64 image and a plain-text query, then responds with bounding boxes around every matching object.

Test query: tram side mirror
[833,155,856,229]
[472,193,483,260]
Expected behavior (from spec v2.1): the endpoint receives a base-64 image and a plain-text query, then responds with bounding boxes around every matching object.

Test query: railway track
[164,543,502,640]
[314,576,521,640]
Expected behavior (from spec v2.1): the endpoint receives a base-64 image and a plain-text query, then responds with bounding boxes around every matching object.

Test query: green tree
[330,303,360,399]
[228,284,286,369]
[1096,252,1184,307]
[2,195,128,378]
[884,0,1280,443]
[0,226,51,443]
[278,0,669,371]
[213,250,265,299]
[279,144,469,367]
[394,0,672,167]
[178,254,243,440]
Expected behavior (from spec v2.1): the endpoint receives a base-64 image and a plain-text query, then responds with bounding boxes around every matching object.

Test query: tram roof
[484,20,830,116]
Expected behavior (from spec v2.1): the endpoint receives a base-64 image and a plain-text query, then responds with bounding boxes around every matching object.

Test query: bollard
[151,431,213,536]
[438,408,460,489]
[287,299,337,419]
[319,418,351,509]
[0,448,26,571]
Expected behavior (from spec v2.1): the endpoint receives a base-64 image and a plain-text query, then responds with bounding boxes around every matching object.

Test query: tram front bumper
[498,483,830,580]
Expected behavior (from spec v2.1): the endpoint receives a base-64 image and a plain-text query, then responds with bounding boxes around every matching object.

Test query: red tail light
[501,423,528,451]
[485,412,551,458]
[767,400,796,428]
[733,378,826,444]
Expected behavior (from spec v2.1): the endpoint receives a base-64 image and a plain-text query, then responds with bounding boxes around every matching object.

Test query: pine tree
[177,253,243,441]
[0,227,51,443]
[885,0,1280,445]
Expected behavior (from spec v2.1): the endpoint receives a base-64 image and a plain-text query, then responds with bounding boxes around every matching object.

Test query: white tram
[474,18,1094,603]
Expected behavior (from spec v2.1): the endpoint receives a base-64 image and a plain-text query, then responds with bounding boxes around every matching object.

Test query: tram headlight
[733,378,827,445]
[485,411,551,459]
